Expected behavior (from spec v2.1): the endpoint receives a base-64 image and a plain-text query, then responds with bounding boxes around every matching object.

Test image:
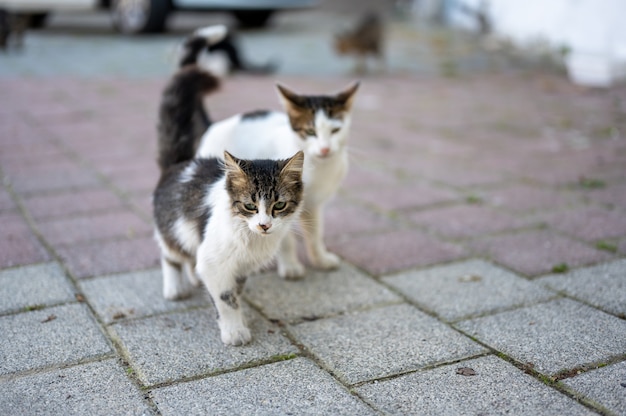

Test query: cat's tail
[157,66,220,171]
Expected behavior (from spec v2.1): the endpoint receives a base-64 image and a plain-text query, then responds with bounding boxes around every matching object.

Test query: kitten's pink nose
[320,147,330,156]
[259,223,272,232]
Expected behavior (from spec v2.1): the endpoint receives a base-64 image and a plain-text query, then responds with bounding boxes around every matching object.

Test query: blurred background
[1,0,624,86]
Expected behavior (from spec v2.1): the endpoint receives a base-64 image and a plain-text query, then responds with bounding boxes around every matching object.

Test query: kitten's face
[224,151,304,236]
[277,83,359,160]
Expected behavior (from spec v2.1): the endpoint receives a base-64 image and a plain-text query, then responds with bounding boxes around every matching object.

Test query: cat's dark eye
[273,201,287,211]
[331,127,341,134]
[243,203,257,211]
[304,129,316,136]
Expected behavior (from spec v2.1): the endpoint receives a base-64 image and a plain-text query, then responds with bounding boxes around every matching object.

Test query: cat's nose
[320,147,330,156]
[259,223,272,232]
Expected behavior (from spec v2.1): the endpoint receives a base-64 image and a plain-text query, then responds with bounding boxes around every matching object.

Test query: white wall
[443,0,626,87]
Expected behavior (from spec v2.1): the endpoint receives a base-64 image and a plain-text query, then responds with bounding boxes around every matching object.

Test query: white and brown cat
[196,81,359,279]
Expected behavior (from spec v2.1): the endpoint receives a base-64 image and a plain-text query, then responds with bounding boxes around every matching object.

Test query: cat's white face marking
[305,110,346,159]
[248,199,273,235]
[242,198,295,236]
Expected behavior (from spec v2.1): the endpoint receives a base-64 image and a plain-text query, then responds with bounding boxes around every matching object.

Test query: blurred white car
[0,0,315,33]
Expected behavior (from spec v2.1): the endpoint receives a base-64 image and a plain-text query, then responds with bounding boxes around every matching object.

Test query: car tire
[111,0,169,34]
[232,10,273,28]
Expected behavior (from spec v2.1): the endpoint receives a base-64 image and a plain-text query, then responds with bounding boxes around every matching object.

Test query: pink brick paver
[406,204,536,239]
[36,211,153,247]
[56,236,160,279]
[328,229,468,275]
[537,206,626,242]
[21,188,126,221]
[468,230,614,277]
[0,213,51,268]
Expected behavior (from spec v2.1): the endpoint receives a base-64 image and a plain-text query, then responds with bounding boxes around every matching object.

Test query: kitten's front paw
[219,324,252,346]
[311,251,341,270]
[277,259,306,280]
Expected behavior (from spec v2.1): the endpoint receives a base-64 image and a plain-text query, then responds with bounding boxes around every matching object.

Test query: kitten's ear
[223,151,241,172]
[280,151,304,185]
[335,81,360,109]
[223,151,248,188]
[276,83,305,110]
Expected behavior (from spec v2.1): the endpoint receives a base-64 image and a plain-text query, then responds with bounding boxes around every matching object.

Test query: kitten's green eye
[243,203,257,211]
[331,127,341,134]
[274,201,287,211]
[304,129,316,136]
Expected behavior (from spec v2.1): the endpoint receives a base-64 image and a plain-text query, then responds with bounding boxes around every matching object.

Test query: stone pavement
[1,5,626,416]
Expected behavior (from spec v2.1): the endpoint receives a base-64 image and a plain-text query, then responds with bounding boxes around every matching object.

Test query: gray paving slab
[244,262,402,323]
[538,259,626,318]
[355,355,595,416]
[455,298,626,376]
[80,268,208,324]
[0,262,75,315]
[0,304,112,376]
[0,359,153,415]
[383,259,555,321]
[152,357,374,416]
[109,306,298,386]
[561,360,626,415]
[290,303,487,385]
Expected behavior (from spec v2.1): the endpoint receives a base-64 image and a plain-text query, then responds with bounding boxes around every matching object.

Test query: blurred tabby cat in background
[334,11,384,74]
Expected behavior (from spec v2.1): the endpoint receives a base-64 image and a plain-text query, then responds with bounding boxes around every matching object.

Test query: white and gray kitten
[154,62,304,346]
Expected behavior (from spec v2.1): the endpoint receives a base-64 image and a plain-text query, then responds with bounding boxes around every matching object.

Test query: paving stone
[324,199,398,237]
[455,298,626,376]
[329,229,467,276]
[538,259,626,318]
[6,162,102,194]
[37,210,152,246]
[349,182,458,212]
[585,183,626,210]
[57,236,160,279]
[0,185,17,215]
[244,262,402,323]
[406,204,535,239]
[0,359,152,415]
[0,304,112,375]
[356,355,595,416]
[484,184,580,213]
[342,163,399,189]
[80,268,209,324]
[290,304,486,385]
[0,262,75,314]
[21,188,126,220]
[383,259,555,321]
[538,206,626,242]
[468,230,613,277]
[618,237,626,255]
[0,213,51,269]
[561,360,626,415]
[152,357,374,416]
[109,307,298,386]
